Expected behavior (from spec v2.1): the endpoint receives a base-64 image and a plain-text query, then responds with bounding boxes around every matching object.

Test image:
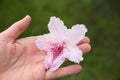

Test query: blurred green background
[0,0,120,80]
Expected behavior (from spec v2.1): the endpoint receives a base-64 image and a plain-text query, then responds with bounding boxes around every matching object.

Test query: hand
[0,15,91,80]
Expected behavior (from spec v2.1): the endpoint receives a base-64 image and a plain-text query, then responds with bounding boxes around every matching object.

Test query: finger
[2,15,31,41]
[78,43,91,54]
[46,64,82,80]
[77,37,90,45]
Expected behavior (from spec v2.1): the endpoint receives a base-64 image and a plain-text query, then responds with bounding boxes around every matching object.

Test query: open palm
[0,16,91,80]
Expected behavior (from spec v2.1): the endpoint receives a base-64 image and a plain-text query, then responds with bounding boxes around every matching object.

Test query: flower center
[51,43,64,62]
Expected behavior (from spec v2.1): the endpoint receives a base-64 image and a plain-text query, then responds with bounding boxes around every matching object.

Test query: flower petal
[36,34,54,51]
[49,56,65,71]
[64,45,83,63]
[48,16,67,34]
[65,24,87,45]
[44,51,65,71]
[44,52,52,69]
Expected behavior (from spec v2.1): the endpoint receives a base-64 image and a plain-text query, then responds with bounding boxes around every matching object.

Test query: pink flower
[36,16,87,71]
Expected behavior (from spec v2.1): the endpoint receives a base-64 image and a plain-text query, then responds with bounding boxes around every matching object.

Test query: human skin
[0,15,91,80]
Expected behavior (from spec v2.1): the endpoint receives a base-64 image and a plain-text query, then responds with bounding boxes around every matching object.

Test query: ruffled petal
[44,51,65,71]
[36,34,54,51]
[64,45,83,63]
[44,51,53,69]
[65,24,87,45]
[49,55,65,71]
[48,16,67,34]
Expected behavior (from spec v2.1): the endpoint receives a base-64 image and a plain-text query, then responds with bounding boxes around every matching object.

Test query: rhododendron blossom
[36,16,87,71]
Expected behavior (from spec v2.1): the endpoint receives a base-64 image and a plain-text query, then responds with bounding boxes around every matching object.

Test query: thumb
[2,15,31,41]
